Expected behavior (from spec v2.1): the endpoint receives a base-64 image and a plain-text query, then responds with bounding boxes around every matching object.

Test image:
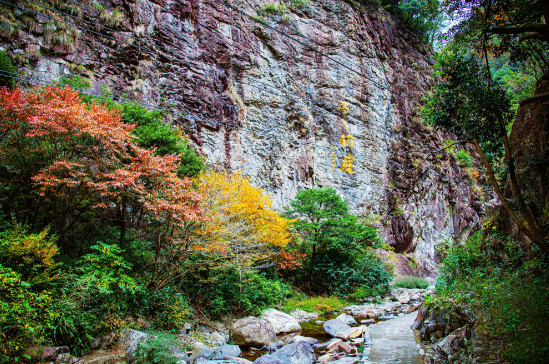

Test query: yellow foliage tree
[193,171,293,267]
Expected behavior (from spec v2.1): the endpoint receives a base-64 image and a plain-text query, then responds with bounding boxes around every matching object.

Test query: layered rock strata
[1,0,484,275]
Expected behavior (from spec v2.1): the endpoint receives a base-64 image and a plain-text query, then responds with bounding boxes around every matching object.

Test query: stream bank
[42,287,432,364]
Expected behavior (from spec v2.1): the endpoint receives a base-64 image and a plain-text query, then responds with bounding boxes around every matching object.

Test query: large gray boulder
[230,317,276,348]
[336,313,357,327]
[213,344,242,359]
[254,354,286,364]
[272,341,316,364]
[323,319,351,338]
[261,309,302,334]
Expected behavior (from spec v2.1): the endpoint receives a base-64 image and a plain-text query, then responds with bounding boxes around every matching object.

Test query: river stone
[213,344,242,359]
[190,342,214,361]
[119,329,152,360]
[254,354,286,364]
[272,341,316,364]
[336,326,362,341]
[210,332,227,345]
[336,313,357,327]
[170,345,190,363]
[261,309,302,334]
[313,338,342,351]
[230,317,276,348]
[323,319,351,338]
[287,336,319,345]
[337,342,356,354]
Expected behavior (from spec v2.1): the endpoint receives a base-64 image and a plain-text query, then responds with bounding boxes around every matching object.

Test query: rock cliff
[1,0,484,276]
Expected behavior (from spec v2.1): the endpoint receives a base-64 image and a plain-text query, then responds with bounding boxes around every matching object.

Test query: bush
[0,265,54,363]
[133,332,182,364]
[183,266,295,318]
[392,275,430,289]
[434,231,549,363]
[0,51,17,88]
[0,226,60,288]
[0,226,59,362]
[150,288,192,331]
[455,149,473,168]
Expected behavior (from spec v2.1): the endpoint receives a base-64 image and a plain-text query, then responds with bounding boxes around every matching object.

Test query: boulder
[54,353,78,364]
[254,354,286,364]
[213,344,242,359]
[288,309,319,323]
[120,329,152,360]
[272,341,316,364]
[391,288,412,304]
[323,319,351,338]
[313,338,342,351]
[335,327,362,341]
[230,317,276,348]
[190,342,214,361]
[335,313,357,327]
[169,345,190,363]
[337,342,356,355]
[210,332,227,345]
[287,336,319,345]
[261,309,302,334]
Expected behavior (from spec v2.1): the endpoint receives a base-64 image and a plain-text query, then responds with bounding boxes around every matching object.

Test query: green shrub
[150,288,192,331]
[290,0,309,9]
[0,264,54,363]
[183,266,295,318]
[0,226,60,288]
[435,231,549,363]
[455,149,473,168]
[0,51,17,88]
[257,3,288,16]
[392,275,430,289]
[0,227,61,362]
[59,74,91,90]
[133,332,182,364]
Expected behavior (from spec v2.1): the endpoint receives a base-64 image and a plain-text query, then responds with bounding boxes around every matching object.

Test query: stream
[241,297,424,361]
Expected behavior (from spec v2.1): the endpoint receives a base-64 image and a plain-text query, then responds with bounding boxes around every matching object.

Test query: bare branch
[488,24,547,35]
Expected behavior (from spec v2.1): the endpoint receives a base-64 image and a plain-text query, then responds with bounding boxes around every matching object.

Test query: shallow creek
[240,304,421,361]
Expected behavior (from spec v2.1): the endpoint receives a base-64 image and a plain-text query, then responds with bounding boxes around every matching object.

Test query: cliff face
[2,0,483,276]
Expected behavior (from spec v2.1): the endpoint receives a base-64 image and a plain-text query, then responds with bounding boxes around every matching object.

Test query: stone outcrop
[261,308,302,334]
[323,319,351,338]
[272,341,316,364]
[1,0,485,274]
[230,317,276,348]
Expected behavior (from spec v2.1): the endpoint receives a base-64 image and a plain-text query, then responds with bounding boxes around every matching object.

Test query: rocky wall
[1,0,484,276]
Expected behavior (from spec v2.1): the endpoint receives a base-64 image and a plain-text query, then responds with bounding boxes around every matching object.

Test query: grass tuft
[392,275,430,289]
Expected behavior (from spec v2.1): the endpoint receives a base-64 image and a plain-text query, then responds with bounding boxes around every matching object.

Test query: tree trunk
[308,243,317,284]
[472,138,549,256]
[119,195,127,250]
